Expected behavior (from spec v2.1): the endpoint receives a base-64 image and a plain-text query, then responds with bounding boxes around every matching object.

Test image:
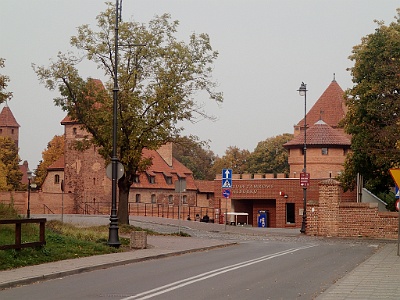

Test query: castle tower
[0,103,20,148]
[284,79,351,179]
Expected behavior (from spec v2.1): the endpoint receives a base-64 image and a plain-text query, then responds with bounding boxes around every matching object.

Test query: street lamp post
[107,0,121,247]
[27,170,32,218]
[298,82,307,234]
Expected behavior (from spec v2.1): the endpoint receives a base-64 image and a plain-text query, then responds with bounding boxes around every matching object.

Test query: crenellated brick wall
[307,179,398,239]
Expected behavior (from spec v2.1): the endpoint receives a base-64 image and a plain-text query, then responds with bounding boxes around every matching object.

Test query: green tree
[0,58,12,104]
[0,136,22,191]
[172,136,216,180]
[340,10,400,193]
[35,135,65,188]
[33,4,222,224]
[211,146,250,176]
[247,133,293,175]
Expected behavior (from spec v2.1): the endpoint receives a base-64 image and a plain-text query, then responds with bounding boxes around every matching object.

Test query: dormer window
[148,175,155,184]
[165,176,172,184]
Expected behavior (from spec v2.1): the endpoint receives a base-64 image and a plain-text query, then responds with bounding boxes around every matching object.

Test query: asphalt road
[0,238,376,299]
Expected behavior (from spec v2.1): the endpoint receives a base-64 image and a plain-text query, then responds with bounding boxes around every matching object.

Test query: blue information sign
[222,169,232,188]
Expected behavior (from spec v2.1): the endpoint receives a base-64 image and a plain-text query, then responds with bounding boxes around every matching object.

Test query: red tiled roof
[284,120,351,148]
[132,149,197,190]
[297,80,346,128]
[195,180,215,193]
[48,156,65,171]
[0,105,20,127]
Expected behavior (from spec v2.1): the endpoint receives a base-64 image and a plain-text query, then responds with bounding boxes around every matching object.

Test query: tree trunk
[117,177,131,224]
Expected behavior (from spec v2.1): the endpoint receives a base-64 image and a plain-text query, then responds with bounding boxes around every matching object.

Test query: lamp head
[298,82,307,96]
[27,170,33,180]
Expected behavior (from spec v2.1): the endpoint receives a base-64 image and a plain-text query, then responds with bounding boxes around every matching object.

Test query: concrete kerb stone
[0,238,236,290]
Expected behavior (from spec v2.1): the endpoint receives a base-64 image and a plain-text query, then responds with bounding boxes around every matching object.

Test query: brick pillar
[318,179,341,237]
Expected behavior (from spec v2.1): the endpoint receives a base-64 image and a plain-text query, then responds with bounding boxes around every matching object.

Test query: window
[165,176,172,185]
[0,129,2,134]
[148,175,155,184]
[135,194,141,203]
[54,174,60,184]
[322,148,328,155]
[73,127,77,135]
[151,194,156,204]
[182,195,188,204]
[11,129,14,134]
[168,195,174,204]
[286,203,295,224]
[343,148,349,156]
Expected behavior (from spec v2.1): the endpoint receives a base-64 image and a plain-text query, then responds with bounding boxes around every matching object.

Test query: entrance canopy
[224,212,249,225]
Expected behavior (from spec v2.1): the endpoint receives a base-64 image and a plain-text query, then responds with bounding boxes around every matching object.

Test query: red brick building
[214,79,355,228]
[9,78,356,228]
[0,104,30,185]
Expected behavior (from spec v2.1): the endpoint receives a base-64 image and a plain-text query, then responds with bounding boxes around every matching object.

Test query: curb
[0,242,236,290]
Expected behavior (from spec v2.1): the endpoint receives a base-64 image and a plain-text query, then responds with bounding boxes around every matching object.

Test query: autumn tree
[172,136,216,180]
[0,136,22,191]
[0,58,12,104]
[340,10,400,193]
[247,133,293,175]
[33,4,222,224]
[0,161,8,190]
[211,146,250,175]
[35,135,65,188]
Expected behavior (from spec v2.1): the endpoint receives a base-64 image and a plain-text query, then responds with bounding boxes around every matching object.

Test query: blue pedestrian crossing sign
[222,169,232,188]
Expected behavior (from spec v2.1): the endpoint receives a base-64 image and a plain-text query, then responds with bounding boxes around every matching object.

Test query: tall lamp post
[27,170,32,218]
[298,82,307,234]
[107,0,121,247]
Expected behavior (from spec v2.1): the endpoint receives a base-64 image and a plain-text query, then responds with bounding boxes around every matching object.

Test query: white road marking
[121,244,317,300]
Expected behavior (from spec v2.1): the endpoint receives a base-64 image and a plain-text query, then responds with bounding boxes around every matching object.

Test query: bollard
[130,231,147,249]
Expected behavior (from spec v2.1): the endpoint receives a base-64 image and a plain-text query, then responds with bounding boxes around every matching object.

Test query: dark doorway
[286,203,295,224]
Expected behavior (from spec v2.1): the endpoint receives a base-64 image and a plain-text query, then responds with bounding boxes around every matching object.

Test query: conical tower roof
[297,79,346,128]
[0,104,20,127]
[284,120,351,148]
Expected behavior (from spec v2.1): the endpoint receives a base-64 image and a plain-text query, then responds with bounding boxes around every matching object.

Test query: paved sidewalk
[317,243,400,299]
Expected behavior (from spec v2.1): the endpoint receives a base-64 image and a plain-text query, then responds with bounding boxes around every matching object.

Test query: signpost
[222,169,232,230]
[300,172,310,187]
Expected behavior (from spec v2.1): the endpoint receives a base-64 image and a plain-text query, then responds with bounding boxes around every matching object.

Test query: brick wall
[289,147,346,179]
[307,179,398,239]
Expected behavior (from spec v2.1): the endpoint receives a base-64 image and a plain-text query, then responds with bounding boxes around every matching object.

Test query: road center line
[121,244,317,300]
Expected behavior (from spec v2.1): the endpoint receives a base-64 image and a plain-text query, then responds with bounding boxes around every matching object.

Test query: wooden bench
[0,218,46,250]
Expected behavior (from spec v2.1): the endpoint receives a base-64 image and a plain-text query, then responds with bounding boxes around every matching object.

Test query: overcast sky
[1,1,399,170]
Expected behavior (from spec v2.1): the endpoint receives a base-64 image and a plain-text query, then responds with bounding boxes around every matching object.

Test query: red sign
[300,172,310,187]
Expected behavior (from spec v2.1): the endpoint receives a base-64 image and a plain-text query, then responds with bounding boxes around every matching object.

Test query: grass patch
[0,220,124,270]
[0,203,191,270]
